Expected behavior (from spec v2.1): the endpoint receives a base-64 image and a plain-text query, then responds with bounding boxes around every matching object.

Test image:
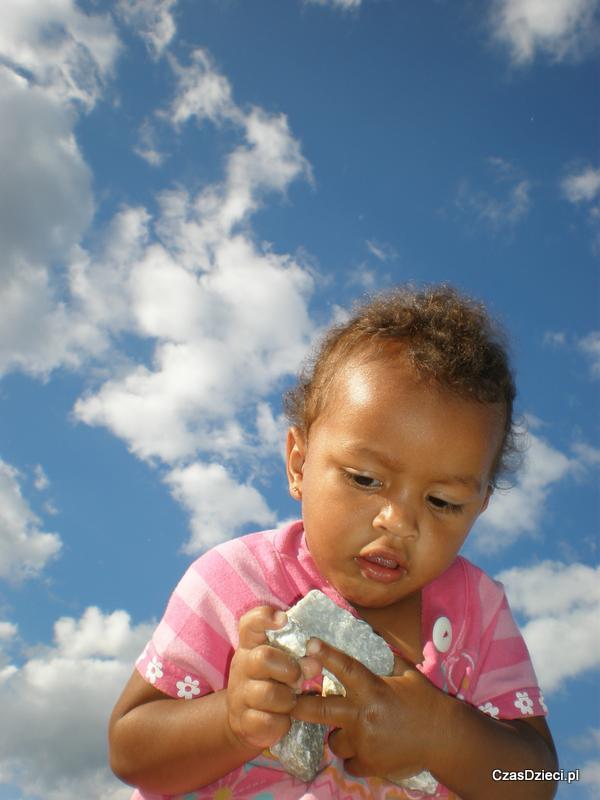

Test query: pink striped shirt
[133,520,546,800]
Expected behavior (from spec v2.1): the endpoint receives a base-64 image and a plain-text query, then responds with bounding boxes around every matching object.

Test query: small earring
[291,485,301,497]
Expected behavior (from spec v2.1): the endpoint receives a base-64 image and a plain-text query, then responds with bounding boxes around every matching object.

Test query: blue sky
[0,1,598,797]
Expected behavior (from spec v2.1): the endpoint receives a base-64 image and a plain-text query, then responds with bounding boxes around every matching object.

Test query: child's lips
[355,549,408,583]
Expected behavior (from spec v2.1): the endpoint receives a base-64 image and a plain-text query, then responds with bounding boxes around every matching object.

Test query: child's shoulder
[427,556,507,624]
[176,521,305,612]
[450,555,505,594]
[201,520,303,571]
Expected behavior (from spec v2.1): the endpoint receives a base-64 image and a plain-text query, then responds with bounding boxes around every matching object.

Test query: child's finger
[238,606,287,649]
[239,708,291,749]
[292,692,354,728]
[246,644,303,687]
[244,678,298,714]
[305,638,377,695]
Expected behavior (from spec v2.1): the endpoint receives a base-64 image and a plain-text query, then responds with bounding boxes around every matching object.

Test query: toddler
[109,286,557,799]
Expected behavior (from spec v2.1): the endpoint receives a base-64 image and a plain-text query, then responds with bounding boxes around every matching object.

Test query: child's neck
[352,590,423,666]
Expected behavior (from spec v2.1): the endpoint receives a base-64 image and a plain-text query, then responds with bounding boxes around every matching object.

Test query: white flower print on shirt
[176,675,201,700]
[514,691,534,715]
[478,701,500,719]
[146,656,163,684]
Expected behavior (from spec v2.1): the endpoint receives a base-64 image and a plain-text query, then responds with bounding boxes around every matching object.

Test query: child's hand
[292,638,445,780]
[227,606,320,751]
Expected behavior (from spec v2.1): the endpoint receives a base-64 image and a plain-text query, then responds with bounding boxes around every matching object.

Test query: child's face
[286,352,504,609]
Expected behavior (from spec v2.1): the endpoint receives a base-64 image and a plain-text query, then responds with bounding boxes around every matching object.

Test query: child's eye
[428,495,464,514]
[344,471,382,490]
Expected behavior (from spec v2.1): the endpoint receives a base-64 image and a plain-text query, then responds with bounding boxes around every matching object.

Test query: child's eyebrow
[342,444,482,494]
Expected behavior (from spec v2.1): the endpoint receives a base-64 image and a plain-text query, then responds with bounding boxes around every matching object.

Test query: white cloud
[73,51,315,473]
[69,48,315,548]
[166,48,236,127]
[491,0,600,65]
[578,331,600,378]
[562,166,600,204]
[0,621,18,642]
[456,158,531,233]
[116,0,177,57]
[0,607,152,800]
[0,67,93,267]
[474,432,574,551]
[255,401,288,459]
[74,235,314,464]
[0,459,62,582]
[0,0,120,109]
[33,465,50,491]
[1,17,315,552]
[165,462,277,552]
[497,561,600,692]
[0,1,123,378]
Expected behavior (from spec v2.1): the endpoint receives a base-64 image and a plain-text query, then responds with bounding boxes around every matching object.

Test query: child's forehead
[327,349,427,407]
[316,350,502,430]
[310,355,505,475]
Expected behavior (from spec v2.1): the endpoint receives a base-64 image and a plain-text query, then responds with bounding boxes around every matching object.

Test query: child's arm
[293,639,557,800]
[109,607,318,794]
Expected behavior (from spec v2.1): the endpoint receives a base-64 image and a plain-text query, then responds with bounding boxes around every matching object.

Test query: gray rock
[266,590,437,794]
[267,590,394,677]
[270,719,328,782]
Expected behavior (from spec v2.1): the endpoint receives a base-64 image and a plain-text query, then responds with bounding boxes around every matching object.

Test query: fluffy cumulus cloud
[116,0,178,56]
[0,2,122,378]
[491,0,600,64]
[474,431,574,551]
[0,459,62,582]
[166,48,236,126]
[0,7,314,550]
[166,462,278,552]
[0,0,119,108]
[72,49,316,550]
[0,607,152,800]
[74,232,314,465]
[498,561,600,692]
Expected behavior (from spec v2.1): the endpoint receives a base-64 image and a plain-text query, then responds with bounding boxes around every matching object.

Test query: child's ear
[286,426,306,500]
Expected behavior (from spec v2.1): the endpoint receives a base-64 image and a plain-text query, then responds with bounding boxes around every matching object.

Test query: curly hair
[283,285,521,488]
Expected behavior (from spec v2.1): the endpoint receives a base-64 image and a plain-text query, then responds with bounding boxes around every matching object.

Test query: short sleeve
[135,532,292,700]
[468,576,547,720]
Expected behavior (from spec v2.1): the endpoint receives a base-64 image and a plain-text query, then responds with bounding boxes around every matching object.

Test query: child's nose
[372,499,419,540]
